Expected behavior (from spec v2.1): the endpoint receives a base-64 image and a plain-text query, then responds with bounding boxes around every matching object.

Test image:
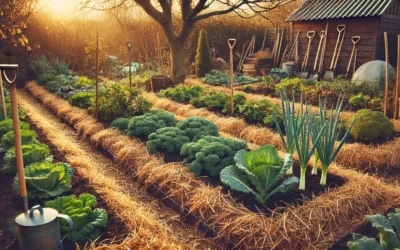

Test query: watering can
[15,205,74,250]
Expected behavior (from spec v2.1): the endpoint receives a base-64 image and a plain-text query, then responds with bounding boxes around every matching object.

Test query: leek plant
[311,98,355,185]
[292,104,326,190]
[311,151,319,175]
[274,90,302,175]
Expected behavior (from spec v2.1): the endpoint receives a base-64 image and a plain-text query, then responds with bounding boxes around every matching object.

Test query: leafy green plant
[46,74,79,92]
[127,110,177,138]
[0,119,30,138]
[0,103,26,121]
[37,73,56,85]
[195,29,213,77]
[181,136,248,176]
[110,117,131,131]
[346,109,394,142]
[30,55,55,76]
[349,93,371,108]
[202,70,258,86]
[2,143,51,173]
[45,194,108,242]
[310,98,354,185]
[146,127,190,153]
[276,78,310,94]
[176,117,219,142]
[75,76,95,87]
[68,92,95,108]
[52,58,70,75]
[220,145,298,203]
[12,162,73,199]
[159,85,203,103]
[0,129,37,152]
[238,99,278,125]
[222,93,247,114]
[347,209,400,250]
[190,92,229,110]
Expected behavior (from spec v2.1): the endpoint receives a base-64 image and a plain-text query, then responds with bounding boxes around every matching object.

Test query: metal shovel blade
[298,70,310,79]
[323,71,335,81]
[309,72,320,80]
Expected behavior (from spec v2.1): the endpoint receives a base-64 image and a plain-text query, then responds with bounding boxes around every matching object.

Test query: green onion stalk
[311,98,355,185]
[312,150,319,175]
[292,104,326,190]
[274,90,302,175]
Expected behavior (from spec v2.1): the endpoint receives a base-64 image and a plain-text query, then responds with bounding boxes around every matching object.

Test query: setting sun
[41,0,78,17]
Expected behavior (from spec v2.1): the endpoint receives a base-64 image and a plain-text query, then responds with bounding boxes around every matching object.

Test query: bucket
[16,205,73,250]
[242,64,256,70]
[282,62,296,77]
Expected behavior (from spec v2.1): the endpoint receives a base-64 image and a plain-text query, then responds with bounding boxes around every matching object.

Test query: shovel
[309,30,327,80]
[345,36,361,79]
[323,24,346,81]
[299,31,315,79]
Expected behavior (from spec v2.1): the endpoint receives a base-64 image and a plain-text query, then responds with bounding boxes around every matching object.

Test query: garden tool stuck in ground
[309,30,326,80]
[298,31,315,79]
[345,36,361,79]
[323,24,346,81]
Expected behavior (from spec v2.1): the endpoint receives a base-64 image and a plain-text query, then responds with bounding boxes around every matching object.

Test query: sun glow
[41,0,78,17]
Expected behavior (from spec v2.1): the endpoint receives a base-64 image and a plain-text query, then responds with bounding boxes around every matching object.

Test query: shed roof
[287,0,395,22]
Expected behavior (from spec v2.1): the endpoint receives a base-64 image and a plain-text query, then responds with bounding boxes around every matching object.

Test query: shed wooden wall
[377,0,400,65]
[292,17,380,77]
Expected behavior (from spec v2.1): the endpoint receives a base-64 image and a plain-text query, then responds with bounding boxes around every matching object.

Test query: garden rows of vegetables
[0,95,108,243]
[26,57,400,249]
[25,78,400,249]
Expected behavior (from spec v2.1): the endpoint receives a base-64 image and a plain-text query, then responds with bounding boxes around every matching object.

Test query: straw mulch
[185,78,400,131]
[145,91,400,173]
[18,89,188,249]
[24,81,400,249]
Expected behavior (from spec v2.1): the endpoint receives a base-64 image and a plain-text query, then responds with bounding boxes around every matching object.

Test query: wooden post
[395,35,400,119]
[384,32,389,116]
[95,28,99,120]
[0,71,7,119]
[228,39,236,115]
[1,66,28,211]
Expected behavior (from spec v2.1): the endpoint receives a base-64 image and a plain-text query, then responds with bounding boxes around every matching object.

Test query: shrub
[243,85,253,92]
[52,58,69,75]
[75,76,95,87]
[91,84,152,121]
[146,127,190,153]
[0,129,37,152]
[13,162,73,199]
[46,74,79,92]
[190,92,229,110]
[159,85,203,103]
[110,117,131,131]
[37,73,56,85]
[45,194,108,242]
[276,78,309,93]
[195,29,213,77]
[176,117,219,142]
[68,91,95,108]
[346,109,394,142]
[127,110,177,138]
[0,119,30,138]
[2,143,51,173]
[222,93,247,114]
[30,55,55,76]
[349,93,371,108]
[181,136,248,176]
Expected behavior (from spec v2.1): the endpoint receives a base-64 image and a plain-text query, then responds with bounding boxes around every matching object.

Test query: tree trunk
[169,39,186,83]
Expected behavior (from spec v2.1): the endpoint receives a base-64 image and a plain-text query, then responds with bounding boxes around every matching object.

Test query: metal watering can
[15,205,74,250]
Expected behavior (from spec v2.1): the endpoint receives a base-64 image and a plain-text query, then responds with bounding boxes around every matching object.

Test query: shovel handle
[307,31,316,39]
[228,39,236,49]
[337,24,346,33]
[2,69,18,84]
[352,36,361,44]
[319,30,326,38]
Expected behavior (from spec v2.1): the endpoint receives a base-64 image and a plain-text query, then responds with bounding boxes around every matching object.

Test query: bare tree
[80,0,295,82]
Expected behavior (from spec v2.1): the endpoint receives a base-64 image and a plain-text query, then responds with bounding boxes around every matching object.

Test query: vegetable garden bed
[23,81,400,249]
[149,85,400,174]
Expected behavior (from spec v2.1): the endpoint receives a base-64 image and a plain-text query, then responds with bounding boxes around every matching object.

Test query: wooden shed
[287,0,400,76]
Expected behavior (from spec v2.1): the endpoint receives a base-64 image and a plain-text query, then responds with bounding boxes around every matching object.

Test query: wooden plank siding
[377,0,400,65]
[292,17,380,76]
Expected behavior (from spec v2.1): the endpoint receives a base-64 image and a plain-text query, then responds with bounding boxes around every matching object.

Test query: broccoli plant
[347,209,400,250]
[181,136,248,176]
[127,110,177,138]
[0,129,37,152]
[220,145,299,203]
[146,127,190,154]
[45,194,108,242]
[176,117,219,142]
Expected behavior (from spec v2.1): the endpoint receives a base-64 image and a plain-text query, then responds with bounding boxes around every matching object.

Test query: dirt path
[17,89,215,249]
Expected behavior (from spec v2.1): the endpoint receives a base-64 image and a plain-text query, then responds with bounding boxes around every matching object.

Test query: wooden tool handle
[352,36,361,44]
[228,38,236,49]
